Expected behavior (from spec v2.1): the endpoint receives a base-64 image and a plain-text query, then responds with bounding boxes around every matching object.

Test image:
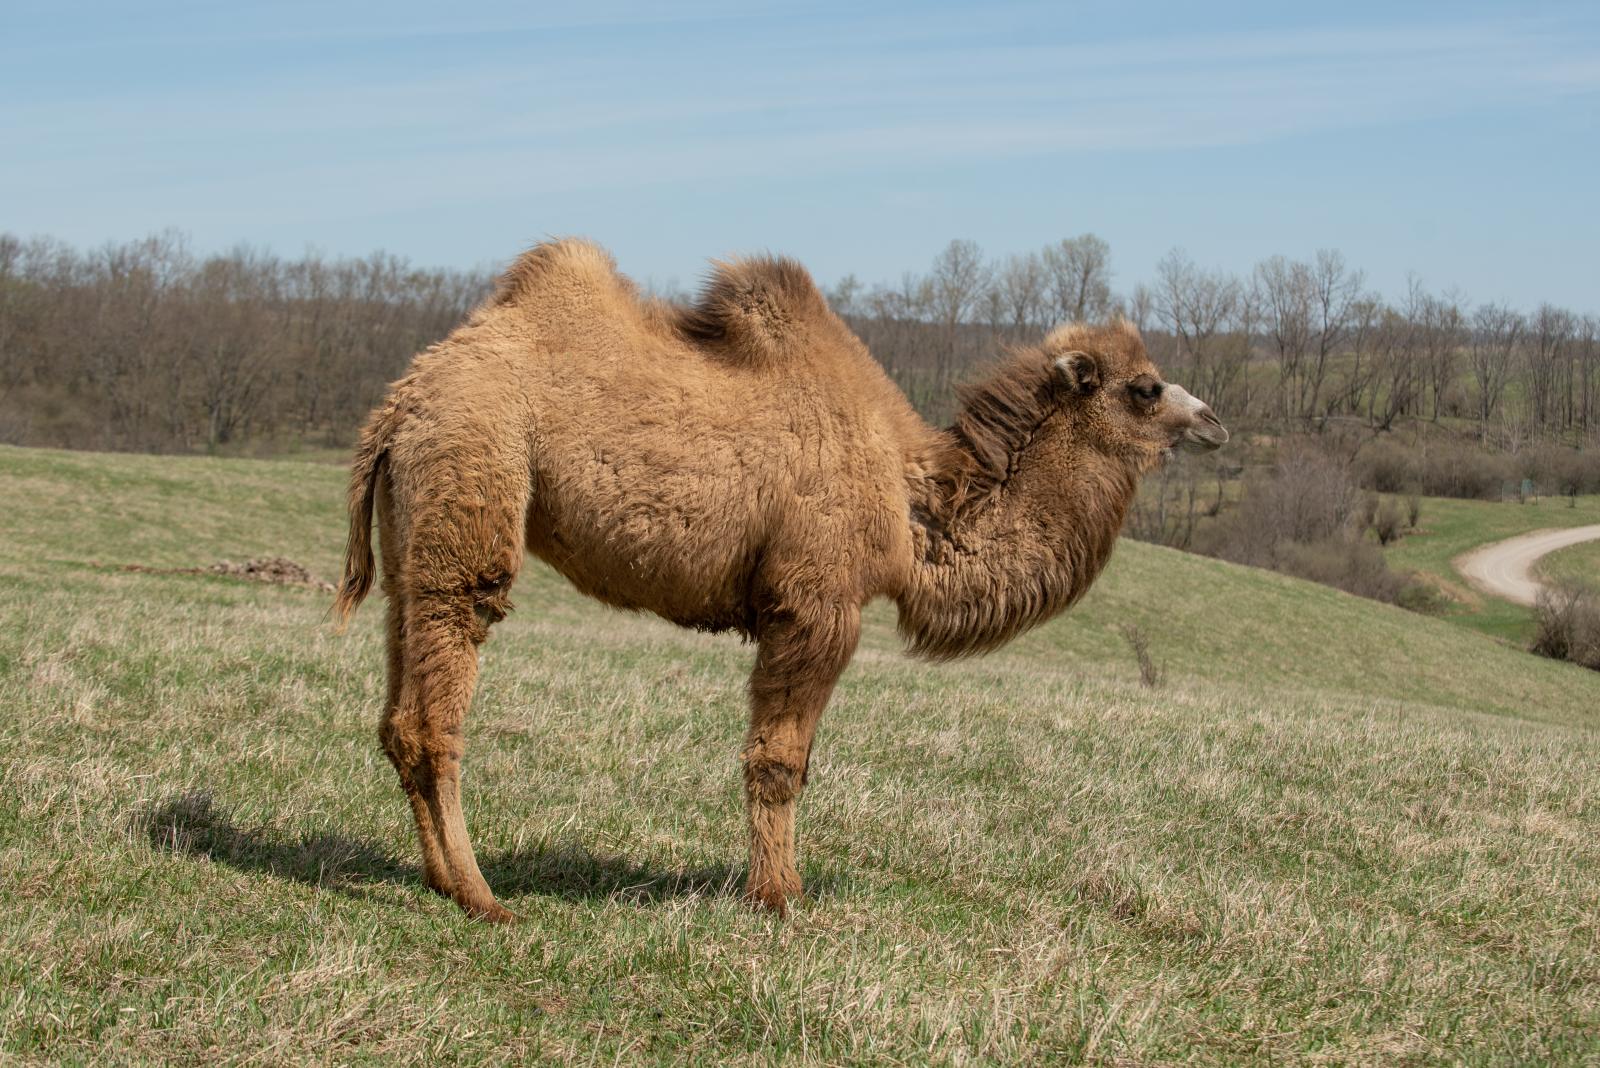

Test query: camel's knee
[405,568,518,646]
[378,712,426,781]
[470,574,515,636]
[743,749,802,806]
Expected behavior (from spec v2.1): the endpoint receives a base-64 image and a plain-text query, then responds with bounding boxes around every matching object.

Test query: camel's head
[1042,320,1228,469]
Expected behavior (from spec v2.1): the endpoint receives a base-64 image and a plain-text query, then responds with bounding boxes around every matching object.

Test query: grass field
[2,444,1597,1064]
[1382,494,1600,641]
[1539,537,1600,590]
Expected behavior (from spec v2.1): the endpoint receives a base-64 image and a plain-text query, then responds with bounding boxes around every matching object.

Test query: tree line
[0,232,488,452]
[834,237,1600,444]
[1,230,1596,454]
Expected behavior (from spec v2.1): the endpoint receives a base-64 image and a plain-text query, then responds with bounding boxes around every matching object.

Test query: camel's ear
[1053,351,1101,395]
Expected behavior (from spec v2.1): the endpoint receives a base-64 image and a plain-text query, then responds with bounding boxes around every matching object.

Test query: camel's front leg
[742,603,859,915]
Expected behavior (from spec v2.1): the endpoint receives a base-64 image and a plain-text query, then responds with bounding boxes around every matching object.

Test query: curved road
[1454,524,1600,606]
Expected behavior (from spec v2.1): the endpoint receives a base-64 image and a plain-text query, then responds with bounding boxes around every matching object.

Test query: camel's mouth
[1177,411,1229,452]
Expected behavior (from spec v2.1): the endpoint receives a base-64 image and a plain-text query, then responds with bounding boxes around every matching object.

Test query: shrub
[1276,537,1406,602]
[1395,579,1446,614]
[1437,382,1470,419]
[1531,583,1600,671]
[1406,493,1421,528]
[1353,438,1571,501]
[1358,492,1380,532]
[1372,500,1405,546]
[1118,624,1163,688]
[1233,443,1362,551]
[1357,437,1415,493]
[1415,443,1508,500]
[1521,446,1600,502]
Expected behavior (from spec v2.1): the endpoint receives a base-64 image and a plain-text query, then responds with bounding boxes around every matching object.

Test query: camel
[334,239,1227,923]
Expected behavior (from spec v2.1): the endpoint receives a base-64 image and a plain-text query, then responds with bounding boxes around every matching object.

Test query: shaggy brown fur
[336,239,1227,922]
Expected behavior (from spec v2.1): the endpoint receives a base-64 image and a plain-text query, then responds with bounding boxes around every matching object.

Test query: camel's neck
[897,431,1139,659]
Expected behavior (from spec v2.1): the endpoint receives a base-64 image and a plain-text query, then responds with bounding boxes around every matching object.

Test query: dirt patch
[109,556,334,592]
[1412,570,1482,609]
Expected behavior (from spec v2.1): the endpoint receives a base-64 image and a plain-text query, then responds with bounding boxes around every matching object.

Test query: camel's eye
[1129,377,1163,404]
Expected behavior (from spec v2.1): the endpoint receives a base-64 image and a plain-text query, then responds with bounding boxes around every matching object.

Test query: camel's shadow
[134,791,806,908]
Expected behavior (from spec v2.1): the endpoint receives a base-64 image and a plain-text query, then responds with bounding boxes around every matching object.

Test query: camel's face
[1044,322,1228,469]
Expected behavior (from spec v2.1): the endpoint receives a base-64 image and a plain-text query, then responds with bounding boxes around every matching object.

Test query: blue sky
[4,1,1597,310]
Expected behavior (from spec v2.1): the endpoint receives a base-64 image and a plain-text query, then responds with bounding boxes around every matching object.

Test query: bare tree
[1332,295,1385,418]
[1306,251,1365,421]
[1369,294,1424,431]
[993,251,1048,338]
[1469,303,1524,435]
[1121,282,1156,336]
[6,229,1600,457]
[1042,234,1113,325]
[1221,282,1260,417]
[185,248,280,451]
[1155,249,1240,405]
[1256,251,1363,422]
[79,232,193,448]
[825,273,862,317]
[1417,287,1465,421]
[1527,304,1575,432]
[1255,255,1311,420]
[1578,316,1600,441]
[926,239,988,329]
[0,235,30,406]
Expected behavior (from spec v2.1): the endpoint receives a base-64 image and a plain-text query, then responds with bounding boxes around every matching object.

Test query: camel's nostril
[1182,407,1229,450]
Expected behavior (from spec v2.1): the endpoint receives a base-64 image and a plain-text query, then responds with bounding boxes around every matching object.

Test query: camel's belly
[525,488,764,636]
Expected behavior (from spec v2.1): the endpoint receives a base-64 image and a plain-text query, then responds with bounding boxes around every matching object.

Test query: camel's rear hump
[673,256,833,366]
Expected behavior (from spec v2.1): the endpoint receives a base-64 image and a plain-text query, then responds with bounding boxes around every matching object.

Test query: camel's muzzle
[1180,407,1229,452]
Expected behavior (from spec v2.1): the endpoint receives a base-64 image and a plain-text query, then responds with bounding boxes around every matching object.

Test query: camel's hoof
[460,896,518,925]
[744,878,801,917]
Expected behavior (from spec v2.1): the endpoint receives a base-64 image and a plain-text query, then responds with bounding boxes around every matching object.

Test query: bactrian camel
[335,239,1228,922]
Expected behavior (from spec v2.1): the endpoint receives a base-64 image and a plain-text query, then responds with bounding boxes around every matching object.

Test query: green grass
[1539,537,1600,590]
[1383,494,1600,642]
[2,444,1598,1065]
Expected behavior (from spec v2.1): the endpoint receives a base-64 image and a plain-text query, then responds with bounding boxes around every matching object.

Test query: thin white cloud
[3,9,1596,203]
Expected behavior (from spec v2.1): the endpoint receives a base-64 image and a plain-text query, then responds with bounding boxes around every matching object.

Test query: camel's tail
[334,403,399,627]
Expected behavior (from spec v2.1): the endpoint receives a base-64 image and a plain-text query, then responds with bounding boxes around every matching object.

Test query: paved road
[1454,524,1600,606]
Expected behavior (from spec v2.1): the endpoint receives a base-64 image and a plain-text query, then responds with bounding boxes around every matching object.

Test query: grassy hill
[1540,537,1600,589]
[1,444,1596,1064]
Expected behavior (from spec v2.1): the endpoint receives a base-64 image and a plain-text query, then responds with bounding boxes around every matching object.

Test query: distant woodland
[6,228,1599,638]
[2,230,1596,457]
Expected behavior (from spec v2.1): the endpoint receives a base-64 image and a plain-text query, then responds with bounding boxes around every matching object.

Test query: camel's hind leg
[380,458,524,923]
[375,482,456,898]
[378,608,455,897]
[398,591,514,923]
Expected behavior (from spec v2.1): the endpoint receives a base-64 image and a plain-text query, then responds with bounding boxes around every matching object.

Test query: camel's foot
[744,870,802,917]
[457,892,518,925]
[422,868,455,899]
[444,871,516,924]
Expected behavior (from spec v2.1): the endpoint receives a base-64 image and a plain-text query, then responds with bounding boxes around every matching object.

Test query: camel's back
[487,240,881,378]
[484,238,921,441]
